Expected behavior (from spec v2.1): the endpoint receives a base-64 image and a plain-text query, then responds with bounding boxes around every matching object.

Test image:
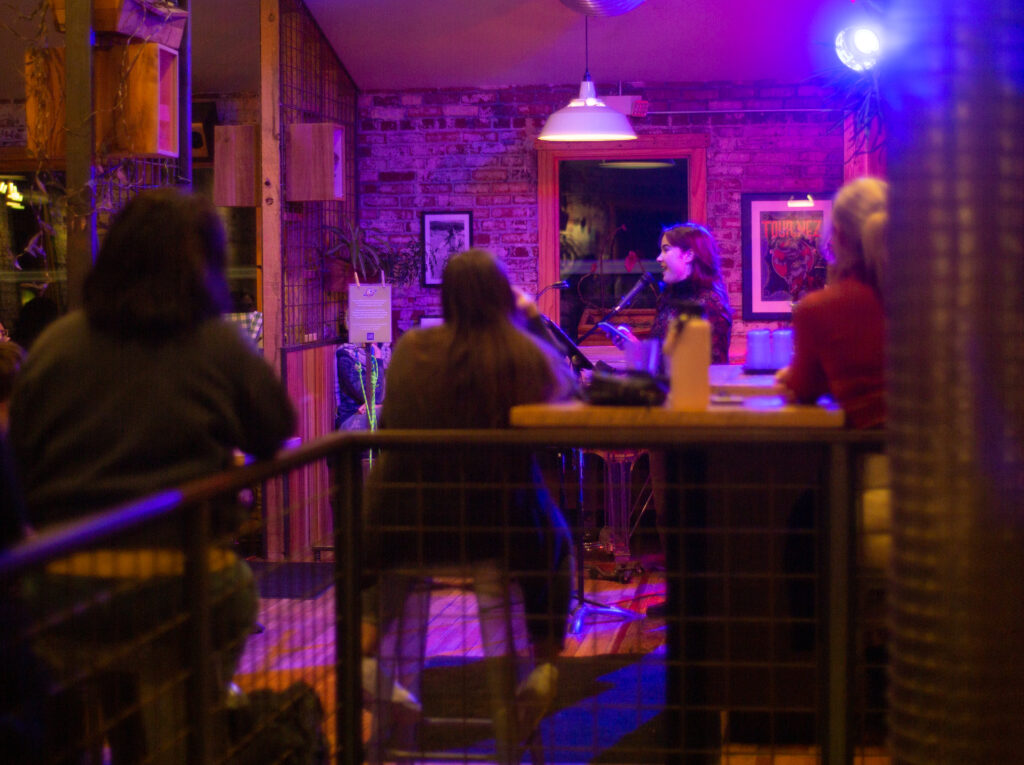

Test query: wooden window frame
[535,134,708,320]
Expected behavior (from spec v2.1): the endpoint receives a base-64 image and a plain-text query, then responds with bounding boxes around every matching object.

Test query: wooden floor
[234,549,891,765]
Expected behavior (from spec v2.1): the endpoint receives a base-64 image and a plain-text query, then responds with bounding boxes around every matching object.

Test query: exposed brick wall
[357,81,843,357]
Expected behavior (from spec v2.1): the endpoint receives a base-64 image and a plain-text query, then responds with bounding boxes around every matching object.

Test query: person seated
[603,222,732,365]
[8,188,296,762]
[335,342,387,430]
[362,248,575,742]
[776,177,887,429]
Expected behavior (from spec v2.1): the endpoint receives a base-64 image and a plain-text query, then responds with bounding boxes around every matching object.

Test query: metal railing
[0,426,885,764]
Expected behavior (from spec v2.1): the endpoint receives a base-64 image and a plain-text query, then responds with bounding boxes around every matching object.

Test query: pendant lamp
[538,17,637,142]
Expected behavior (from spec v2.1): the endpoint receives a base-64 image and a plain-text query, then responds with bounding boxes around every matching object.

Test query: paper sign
[347,284,392,343]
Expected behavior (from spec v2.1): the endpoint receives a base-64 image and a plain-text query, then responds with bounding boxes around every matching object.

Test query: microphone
[611,271,656,313]
[536,280,571,299]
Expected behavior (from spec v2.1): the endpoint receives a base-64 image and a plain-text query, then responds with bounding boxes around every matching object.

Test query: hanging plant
[811,0,890,158]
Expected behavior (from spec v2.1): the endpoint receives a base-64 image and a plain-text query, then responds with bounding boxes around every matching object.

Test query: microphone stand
[576,272,656,344]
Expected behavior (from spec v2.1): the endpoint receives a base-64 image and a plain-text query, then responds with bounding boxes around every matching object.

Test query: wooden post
[65,0,96,311]
[260,0,286,559]
[178,0,192,188]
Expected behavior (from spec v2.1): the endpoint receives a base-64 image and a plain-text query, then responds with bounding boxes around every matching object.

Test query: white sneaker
[515,662,558,739]
[361,657,422,713]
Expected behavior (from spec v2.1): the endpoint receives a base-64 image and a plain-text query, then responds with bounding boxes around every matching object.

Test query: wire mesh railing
[0,426,885,764]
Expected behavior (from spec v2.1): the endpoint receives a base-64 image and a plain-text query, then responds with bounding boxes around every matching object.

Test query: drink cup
[625,338,661,375]
[771,329,794,370]
[745,329,771,371]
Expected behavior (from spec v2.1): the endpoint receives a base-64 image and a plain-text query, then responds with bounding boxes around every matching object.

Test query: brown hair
[661,222,732,318]
[439,249,556,427]
[83,188,230,341]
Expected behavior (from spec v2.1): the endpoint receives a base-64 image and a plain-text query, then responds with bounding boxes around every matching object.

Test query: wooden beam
[65,0,96,310]
[260,0,286,559]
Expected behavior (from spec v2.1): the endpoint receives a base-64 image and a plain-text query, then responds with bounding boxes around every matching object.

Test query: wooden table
[511,399,879,764]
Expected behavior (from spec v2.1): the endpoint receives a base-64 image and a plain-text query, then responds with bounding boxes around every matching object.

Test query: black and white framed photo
[421,211,472,286]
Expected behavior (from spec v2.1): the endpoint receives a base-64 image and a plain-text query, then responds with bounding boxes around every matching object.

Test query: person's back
[778,177,888,429]
[5,188,296,763]
[12,312,293,528]
[9,189,295,531]
[368,250,568,566]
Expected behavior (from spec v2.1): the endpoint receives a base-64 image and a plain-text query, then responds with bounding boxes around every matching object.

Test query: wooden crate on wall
[95,42,179,157]
[52,0,189,50]
[286,123,344,201]
[25,42,179,158]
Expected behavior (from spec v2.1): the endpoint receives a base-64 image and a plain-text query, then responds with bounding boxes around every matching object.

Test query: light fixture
[538,17,637,142]
[835,26,881,71]
[599,160,674,170]
[787,194,816,208]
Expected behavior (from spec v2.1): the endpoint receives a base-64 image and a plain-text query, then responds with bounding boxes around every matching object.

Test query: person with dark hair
[363,248,574,744]
[601,223,734,617]
[606,221,733,364]
[8,187,296,762]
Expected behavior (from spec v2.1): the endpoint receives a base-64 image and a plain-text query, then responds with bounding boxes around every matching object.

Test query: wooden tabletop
[511,398,844,429]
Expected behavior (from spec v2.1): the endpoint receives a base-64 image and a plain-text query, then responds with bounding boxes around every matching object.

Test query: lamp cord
[584,16,590,79]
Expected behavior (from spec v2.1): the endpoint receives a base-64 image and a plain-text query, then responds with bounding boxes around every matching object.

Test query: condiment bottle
[662,303,710,411]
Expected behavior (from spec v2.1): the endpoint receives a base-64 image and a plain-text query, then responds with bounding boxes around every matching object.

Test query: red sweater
[785,278,885,429]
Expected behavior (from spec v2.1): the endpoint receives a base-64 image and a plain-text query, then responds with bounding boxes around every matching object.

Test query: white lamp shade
[539,77,637,142]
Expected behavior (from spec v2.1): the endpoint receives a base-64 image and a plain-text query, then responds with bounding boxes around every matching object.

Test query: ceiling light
[539,16,637,142]
[558,0,646,16]
[835,26,881,71]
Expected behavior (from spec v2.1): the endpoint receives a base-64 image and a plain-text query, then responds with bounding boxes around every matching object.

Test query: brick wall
[357,81,844,356]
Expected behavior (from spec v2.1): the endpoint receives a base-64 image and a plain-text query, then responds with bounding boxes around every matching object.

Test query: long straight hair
[661,222,732,318]
[440,249,554,427]
[83,188,230,341]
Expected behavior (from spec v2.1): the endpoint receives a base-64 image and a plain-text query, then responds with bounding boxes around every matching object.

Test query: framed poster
[421,210,472,286]
[741,193,833,320]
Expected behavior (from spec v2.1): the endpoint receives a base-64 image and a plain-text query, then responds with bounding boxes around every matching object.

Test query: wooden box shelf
[25,42,179,159]
[286,123,345,201]
[52,0,190,50]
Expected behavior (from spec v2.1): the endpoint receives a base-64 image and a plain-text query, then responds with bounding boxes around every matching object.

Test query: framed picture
[421,211,473,286]
[741,193,833,320]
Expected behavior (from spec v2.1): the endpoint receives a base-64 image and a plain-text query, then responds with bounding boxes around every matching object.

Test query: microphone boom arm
[577,272,655,344]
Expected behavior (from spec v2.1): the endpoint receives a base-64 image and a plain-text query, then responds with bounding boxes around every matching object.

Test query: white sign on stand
[347,284,392,343]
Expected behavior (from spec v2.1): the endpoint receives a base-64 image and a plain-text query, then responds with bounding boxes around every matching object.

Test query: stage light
[835,26,881,71]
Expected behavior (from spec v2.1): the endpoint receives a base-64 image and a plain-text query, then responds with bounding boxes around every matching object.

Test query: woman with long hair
[607,221,732,364]
[777,177,888,428]
[9,187,295,762]
[364,248,574,746]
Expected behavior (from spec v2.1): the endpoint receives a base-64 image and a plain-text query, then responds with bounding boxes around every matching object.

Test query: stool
[586,448,651,582]
[367,559,546,764]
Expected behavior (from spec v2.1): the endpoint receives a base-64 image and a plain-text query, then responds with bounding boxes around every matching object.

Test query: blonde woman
[777,177,888,429]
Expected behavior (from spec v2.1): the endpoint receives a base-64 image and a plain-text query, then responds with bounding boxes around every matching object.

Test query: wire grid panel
[360,443,568,763]
[279,0,358,348]
[658,443,828,763]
